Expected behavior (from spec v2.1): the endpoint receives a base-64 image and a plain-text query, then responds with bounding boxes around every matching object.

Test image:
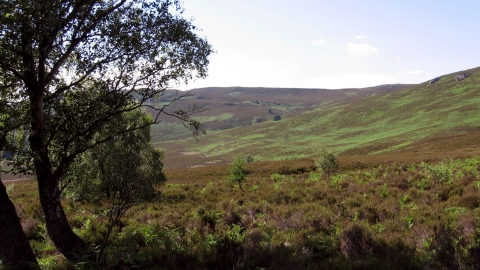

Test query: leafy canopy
[63,108,166,202]
[0,0,213,178]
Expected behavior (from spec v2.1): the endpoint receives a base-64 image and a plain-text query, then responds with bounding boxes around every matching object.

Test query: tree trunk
[0,180,39,269]
[28,86,92,261]
[36,165,93,261]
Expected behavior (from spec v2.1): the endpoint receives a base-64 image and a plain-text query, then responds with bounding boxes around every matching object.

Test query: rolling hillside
[150,84,410,141]
[154,67,480,168]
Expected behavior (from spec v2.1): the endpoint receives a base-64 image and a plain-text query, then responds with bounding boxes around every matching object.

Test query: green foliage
[227,156,248,191]
[380,183,389,199]
[308,171,321,182]
[422,161,453,184]
[314,146,339,177]
[417,177,430,190]
[399,195,411,210]
[330,174,345,188]
[270,173,286,182]
[63,109,166,203]
[63,109,166,261]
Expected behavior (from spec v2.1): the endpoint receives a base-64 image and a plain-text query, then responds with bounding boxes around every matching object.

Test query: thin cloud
[354,35,368,40]
[404,70,423,75]
[345,42,378,57]
[312,38,327,46]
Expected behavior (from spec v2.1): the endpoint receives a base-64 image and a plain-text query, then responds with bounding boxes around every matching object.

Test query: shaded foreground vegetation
[7,155,480,269]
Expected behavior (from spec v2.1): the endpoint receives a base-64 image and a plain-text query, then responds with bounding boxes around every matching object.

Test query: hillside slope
[155,67,480,168]
[150,84,410,141]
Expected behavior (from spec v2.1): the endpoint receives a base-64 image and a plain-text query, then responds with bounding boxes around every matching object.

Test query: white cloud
[404,70,423,75]
[312,38,327,46]
[302,74,398,89]
[345,42,378,57]
[354,35,368,40]
[396,56,401,61]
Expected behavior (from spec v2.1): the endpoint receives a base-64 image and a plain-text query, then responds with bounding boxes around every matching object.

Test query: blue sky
[178,0,480,90]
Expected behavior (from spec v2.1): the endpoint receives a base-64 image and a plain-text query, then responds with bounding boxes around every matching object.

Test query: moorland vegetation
[2,0,480,269]
[6,152,480,269]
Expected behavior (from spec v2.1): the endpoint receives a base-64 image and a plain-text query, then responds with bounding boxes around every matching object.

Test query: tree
[227,156,248,192]
[0,0,212,263]
[62,109,166,261]
[0,90,39,268]
[314,146,339,178]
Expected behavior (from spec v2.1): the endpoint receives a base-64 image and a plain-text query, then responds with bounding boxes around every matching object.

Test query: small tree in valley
[227,156,248,191]
[314,146,339,178]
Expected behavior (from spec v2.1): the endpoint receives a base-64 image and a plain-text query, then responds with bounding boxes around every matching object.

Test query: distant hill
[151,84,411,142]
[153,67,480,168]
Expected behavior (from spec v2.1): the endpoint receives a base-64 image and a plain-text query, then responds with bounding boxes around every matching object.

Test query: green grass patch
[193,113,233,123]
[368,141,413,155]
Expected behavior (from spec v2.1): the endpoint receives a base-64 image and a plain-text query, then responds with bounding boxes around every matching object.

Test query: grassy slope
[157,67,480,168]
[150,85,409,142]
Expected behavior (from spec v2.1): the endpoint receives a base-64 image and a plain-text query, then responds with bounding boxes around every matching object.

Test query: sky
[177,0,480,90]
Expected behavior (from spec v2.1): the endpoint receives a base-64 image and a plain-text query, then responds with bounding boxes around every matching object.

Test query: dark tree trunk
[28,85,92,261]
[36,173,92,261]
[0,181,39,269]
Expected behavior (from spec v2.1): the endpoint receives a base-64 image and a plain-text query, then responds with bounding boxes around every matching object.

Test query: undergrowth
[8,156,480,269]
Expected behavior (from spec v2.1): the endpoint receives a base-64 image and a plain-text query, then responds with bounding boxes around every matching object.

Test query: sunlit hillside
[154,67,480,168]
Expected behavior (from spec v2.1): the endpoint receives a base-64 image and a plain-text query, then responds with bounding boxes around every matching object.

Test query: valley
[154,67,480,169]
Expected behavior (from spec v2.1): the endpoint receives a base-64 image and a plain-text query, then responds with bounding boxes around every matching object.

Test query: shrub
[314,146,339,178]
[227,156,248,191]
[252,116,263,124]
[273,115,281,121]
